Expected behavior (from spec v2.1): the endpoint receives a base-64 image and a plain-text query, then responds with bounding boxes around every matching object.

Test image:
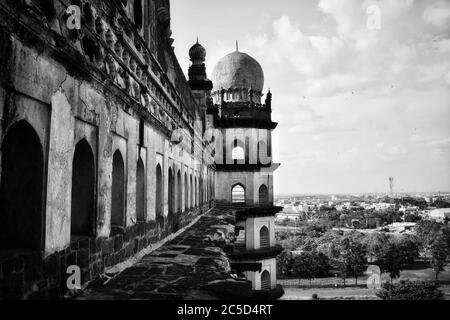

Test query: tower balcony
[229,244,283,261]
[235,205,283,220]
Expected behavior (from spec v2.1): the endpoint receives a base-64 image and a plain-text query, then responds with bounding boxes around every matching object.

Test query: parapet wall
[0,204,210,300]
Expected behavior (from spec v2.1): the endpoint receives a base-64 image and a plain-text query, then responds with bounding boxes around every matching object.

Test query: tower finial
[196,36,199,44]
[236,40,239,52]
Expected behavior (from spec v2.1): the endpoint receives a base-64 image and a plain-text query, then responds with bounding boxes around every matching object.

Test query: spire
[196,36,199,44]
[235,40,239,52]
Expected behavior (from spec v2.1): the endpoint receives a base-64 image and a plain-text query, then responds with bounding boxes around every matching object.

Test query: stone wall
[0,205,209,299]
[0,0,215,300]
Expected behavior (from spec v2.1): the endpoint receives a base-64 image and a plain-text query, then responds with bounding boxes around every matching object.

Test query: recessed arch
[0,120,44,250]
[134,0,143,30]
[261,270,271,291]
[155,163,163,225]
[195,176,198,206]
[168,167,175,218]
[231,183,245,204]
[177,169,182,212]
[111,150,125,228]
[257,140,269,164]
[232,146,244,160]
[259,184,269,205]
[136,157,146,222]
[184,172,188,211]
[231,138,245,161]
[190,174,193,208]
[71,139,96,239]
[260,225,270,248]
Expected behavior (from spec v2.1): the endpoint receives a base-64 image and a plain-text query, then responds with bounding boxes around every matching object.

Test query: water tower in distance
[389,177,394,196]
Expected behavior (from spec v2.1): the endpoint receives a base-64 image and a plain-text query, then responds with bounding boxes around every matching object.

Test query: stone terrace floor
[77,207,254,300]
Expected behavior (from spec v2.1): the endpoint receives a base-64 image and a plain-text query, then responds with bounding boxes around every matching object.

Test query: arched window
[0,121,44,250]
[232,146,244,160]
[155,164,163,224]
[71,139,96,239]
[259,184,269,205]
[184,172,188,211]
[231,184,245,204]
[260,226,270,248]
[136,157,146,222]
[134,0,143,30]
[168,168,175,217]
[204,178,207,203]
[231,139,245,161]
[194,177,198,206]
[177,170,182,212]
[190,174,193,208]
[111,150,125,228]
[261,270,271,291]
[200,178,203,205]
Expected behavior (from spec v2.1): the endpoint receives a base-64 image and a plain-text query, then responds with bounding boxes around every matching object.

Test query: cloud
[410,135,450,150]
[429,137,450,148]
[246,3,450,99]
[423,0,450,28]
[376,144,408,162]
[171,0,450,193]
[317,0,365,40]
[411,134,426,143]
[446,70,450,86]
[292,104,324,122]
[416,62,450,85]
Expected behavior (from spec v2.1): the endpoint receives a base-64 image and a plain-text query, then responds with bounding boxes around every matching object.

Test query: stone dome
[212,50,264,92]
[189,40,206,62]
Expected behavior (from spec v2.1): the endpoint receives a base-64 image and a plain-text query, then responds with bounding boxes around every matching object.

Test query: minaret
[188,38,213,90]
[210,46,284,299]
[188,39,214,207]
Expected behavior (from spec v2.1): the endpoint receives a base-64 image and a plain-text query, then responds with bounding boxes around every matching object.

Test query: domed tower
[208,44,283,299]
[188,38,213,90]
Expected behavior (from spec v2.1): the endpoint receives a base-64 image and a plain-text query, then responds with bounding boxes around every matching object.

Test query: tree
[404,213,421,223]
[328,233,367,286]
[416,220,449,270]
[293,252,315,287]
[339,213,349,227]
[339,236,367,286]
[376,280,443,300]
[377,241,403,281]
[276,250,294,276]
[444,216,450,225]
[415,220,443,252]
[434,199,450,208]
[315,230,342,257]
[293,250,330,287]
[363,232,391,263]
[313,251,331,278]
[430,234,449,280]
[280,235,302,251]
[396,235,420,265]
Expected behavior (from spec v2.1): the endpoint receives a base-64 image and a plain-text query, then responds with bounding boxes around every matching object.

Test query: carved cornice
[229,245,283,261]
[0,0,207,148]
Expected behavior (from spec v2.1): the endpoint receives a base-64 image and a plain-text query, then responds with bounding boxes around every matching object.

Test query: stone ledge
[228,245,284,261]
[77,207,257,300]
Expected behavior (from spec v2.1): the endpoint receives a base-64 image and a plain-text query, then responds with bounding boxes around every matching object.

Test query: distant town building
[276,212,300,222]
[425,208,450,222]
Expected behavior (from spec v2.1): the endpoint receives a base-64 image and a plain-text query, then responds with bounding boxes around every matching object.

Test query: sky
[170,0,450,195]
